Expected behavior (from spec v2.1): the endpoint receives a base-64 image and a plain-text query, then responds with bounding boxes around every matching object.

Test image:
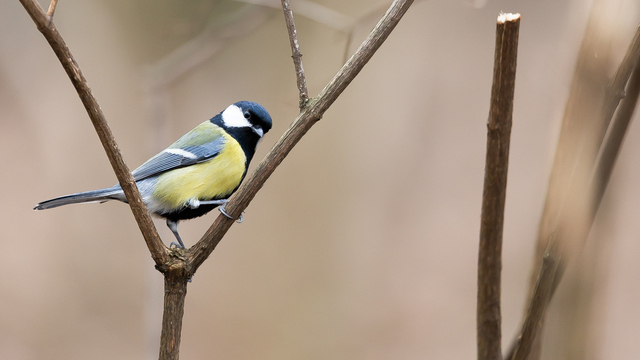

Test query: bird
[34,101,272,248]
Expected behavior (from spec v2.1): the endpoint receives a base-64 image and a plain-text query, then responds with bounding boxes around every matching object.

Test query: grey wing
[131,137,226,181]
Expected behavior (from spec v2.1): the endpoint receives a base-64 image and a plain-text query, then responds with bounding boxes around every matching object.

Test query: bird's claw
[169,241,184,249]
[219,204,243,223]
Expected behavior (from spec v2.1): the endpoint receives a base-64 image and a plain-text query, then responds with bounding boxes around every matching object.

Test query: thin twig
[342,31,354,64]
[599,26,640,139]
[281,0,309,108]
[22,1,416,358]
[510,243,559,360]
[237,0,356,32]
[186,0,416,275]
[525,0,616,311]
[591,31,640,216]
[19,0,170,267]
[147,4,271,90]
[46,0,58,18]
[477,13,520,360]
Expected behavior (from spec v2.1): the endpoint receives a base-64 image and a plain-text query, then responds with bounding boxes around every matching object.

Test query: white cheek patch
[164,148,197,159]
[222,104,252,128]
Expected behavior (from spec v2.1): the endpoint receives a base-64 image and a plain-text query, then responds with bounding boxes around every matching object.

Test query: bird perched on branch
[34,101,272,248]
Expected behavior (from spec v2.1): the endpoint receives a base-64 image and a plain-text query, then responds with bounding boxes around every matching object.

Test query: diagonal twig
[477,13,520,360]
[19,0,170,267]
[509,241,560,360]
[22,0,416,358]
[46,0,58,19]
[591,28,640,214]
[237,0,356,32]
[506,20,640,360]
[186,0,416,275]
[599,26,640,139]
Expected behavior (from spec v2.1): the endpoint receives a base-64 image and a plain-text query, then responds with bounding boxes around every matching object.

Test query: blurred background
[1,0,639,359]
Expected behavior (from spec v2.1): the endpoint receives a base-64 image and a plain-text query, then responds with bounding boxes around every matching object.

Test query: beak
[252,126,264,137]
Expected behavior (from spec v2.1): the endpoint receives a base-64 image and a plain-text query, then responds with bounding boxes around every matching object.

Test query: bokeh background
[1,0,639,359]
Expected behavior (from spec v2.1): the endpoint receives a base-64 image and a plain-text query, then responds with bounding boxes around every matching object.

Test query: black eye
[243,111,251,119]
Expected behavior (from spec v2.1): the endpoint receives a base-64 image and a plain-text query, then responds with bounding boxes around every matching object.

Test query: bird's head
[220,101,272,138]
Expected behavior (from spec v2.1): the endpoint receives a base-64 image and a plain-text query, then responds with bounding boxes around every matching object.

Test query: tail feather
[34,186,124,210]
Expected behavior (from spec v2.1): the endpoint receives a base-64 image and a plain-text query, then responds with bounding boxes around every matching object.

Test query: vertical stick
[478,13,520,360]
[158,271,189,360]
[281,0,309,108]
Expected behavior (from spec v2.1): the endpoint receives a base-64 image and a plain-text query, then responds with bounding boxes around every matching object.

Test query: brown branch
[159,265,189,360]
[506,19,640,360]
[186,0,416,275]
[600,25,640,138]
[46,0,58,19]
[47,0,58,23]
[591,33,640,217]
[281,0,309,107]
[477,13,520,360]
[19,0,170,267]
[510,243,559,360]
[23,0,416,358]
[525,1,615,309]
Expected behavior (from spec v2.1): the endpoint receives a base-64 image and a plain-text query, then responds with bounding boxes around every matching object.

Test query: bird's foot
[219,203,243,223]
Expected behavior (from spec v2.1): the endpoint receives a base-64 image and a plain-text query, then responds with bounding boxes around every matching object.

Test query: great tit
[34,101,272,248]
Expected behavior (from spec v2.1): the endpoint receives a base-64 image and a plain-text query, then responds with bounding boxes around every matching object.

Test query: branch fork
[21,0,416,359]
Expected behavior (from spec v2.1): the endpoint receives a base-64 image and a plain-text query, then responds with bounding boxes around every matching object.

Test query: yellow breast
[152,132,246,209]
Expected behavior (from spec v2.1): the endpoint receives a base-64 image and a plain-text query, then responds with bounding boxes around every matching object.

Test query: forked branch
[21,0,416,359]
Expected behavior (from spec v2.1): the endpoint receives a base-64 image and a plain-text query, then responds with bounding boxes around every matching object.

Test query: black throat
[210,115,261,166]
[224,126,261,165]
